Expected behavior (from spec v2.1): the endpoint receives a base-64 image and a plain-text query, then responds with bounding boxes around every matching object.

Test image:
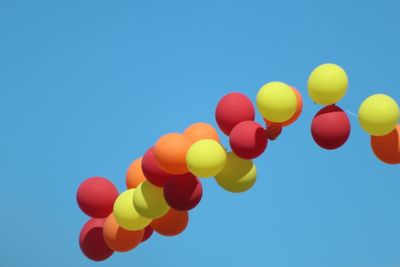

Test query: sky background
[1,0,400,266]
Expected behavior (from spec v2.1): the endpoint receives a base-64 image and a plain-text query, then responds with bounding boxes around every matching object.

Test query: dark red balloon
[311,105,351,150]
[229,121,268,159]
[215,92,255,136]
[141,225,154,243]
[265,123,283,141]
[79,218,114,261]
[163,173,203,211]
[76,177,119,218]
[142,147,171,187]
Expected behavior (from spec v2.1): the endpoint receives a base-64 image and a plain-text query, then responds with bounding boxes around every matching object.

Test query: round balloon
[184,122,220,142]
[163,173,203,211]
[215,92,255,135]
[126,158,147,189]
[79,218,113,261]
[77,177,119,218]
[256,81,297,123]
[307,63,348,105]
[103,213,144,252]
[371,125,400,164]
[229,121,268,159]
[265,123,283,141]
[215,152,257,193]
[311,105,351,150]
[186,139,227,178]
[358,94,399,136]
[133,181,170,219]
[141,225,154,243]
[150,209,189,236]
[142,147,171,187]
[113,189,152,231]
[154,133,192,175]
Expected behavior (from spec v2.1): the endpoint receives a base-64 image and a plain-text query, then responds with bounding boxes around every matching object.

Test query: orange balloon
[126,158,147,189]
[154,133,192,175]
[150,209,188,236]
[371,125,400,164]
[265,86,303,127]
[184,122,220,142]
[103,213,144,252]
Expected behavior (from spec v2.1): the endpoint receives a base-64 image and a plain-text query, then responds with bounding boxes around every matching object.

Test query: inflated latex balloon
[184,122,219,142]
[265,123,283,141]
[229,121,268,159]
[215,152,257,193]
[150,209,189,236]
[133,181,170,219]
[256,81,297,123]
[113,189,152,231]
[126,158,147,189]
[79,218,114,261]
[103,213,144,252]
[215,92,255,135]
[371,125,400,164]
[265,86,303,127]
[311,105,351,150]
[307,63,348,105]
[142,147,171,187]
[186,139,227,177]
[163,173,203,211]
[77,177,119,218]
[358,94,399,136]
[141,225,154,243]
[154,133,192,175]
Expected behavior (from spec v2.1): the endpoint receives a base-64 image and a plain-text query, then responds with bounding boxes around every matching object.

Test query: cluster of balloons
[76,62,399,261]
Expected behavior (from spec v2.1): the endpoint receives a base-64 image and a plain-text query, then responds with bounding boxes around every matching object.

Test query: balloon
[215,92,255,135]
[371,125,400,164]
[126,158,147,189]
[184,122,220,142]
[77,177,119,218]
[133,181,170,219]
[311,105,351,150]
[265,123,283,141]
[265,86,303,127]
[113,189,152,231]
[307,63,348,105]
[163,173,203,211]
[150,209,189,236]
[229,121,268,159]
[141,225,154,243]
[358,94,399,136]
[103,213,144,252]
[79,218,113,261]
[142,147,171,187]
[186,139,227,177]
[256,81,297,123]
[215,152,257,193]
[154,133,192,175]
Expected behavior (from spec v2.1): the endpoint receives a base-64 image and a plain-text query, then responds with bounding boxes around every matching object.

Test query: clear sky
[1,1,399,266]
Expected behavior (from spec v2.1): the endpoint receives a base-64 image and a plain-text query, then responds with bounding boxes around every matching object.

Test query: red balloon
[76,177,119,218]
[163,173,203,211]
[142,147,171,187]
[265,123,283,141]
[311,105,351,150]
[141,225,154,243]
[79,218,114,261]
[215,92,255,136]
[229,121,268,159]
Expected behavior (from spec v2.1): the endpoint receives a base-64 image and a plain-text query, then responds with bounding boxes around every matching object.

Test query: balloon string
[346,110,358,118]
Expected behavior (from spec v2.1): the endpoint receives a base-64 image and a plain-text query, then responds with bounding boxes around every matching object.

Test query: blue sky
[1,1,399,266]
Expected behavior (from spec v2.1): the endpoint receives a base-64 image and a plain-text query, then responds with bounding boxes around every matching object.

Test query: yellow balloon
[256,81,297,123]
[186,139,227,178]
[215,152,257,193]
[358,94,399,136]
[113,189,152,231]
[307,63,348,105]
[133,181,170,219]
